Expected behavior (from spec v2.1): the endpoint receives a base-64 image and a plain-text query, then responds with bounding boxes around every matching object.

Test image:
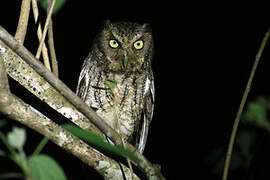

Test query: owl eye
[109,39,119,48]
[133,40,144,50]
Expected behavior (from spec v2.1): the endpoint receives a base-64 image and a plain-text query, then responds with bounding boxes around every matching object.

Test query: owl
[76,21,154,154]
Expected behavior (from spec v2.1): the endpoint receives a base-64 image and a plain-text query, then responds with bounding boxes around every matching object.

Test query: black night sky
[1,1,270,179]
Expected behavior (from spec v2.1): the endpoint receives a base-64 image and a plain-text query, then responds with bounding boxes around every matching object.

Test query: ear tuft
[142,23,152,32]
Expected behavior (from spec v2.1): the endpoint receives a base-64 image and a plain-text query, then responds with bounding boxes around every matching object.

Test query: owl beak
[123,51,128,68]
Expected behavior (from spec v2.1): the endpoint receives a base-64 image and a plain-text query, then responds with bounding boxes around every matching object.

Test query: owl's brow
[131,33,145,43]
[111,30,146,44]
[111,31,123,43]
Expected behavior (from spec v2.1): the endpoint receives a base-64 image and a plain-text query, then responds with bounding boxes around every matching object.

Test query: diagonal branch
[0,58,139,179]
[31,0,51,71]
[15,0,31,44]
[0,26,165,179]
[35,0,56,60]
[0,40,102,137]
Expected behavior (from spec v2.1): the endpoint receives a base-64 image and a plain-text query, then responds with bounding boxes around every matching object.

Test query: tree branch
[0,59,139,179]
[35,0,55,60]
[0,26,165,179]
[31,0,52,71]
[47,0,59,77]
[15,0,31,44]
[0,40,102,137]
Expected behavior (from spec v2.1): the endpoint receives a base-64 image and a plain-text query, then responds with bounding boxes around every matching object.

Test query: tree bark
[0,54,140,180]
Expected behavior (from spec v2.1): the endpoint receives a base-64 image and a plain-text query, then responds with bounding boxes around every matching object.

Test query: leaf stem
[0,133,28,176]
[32,136,49,156]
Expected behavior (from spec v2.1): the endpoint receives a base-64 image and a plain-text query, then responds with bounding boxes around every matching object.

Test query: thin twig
[15,0,31,44]
[222,28,270,180]
[31,0,51,71]
[47,0,59,77]
[31,0,39,23]
[0,26,165,180]
[35,0,56,60]
[48,20,58,76]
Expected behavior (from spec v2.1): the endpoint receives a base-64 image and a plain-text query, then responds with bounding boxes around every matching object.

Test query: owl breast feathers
[76,21,154,154]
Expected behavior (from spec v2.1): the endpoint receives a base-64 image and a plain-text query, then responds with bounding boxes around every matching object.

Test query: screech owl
[76,21,154,154]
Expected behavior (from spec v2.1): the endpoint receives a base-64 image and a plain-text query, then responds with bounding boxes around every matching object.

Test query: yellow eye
[134,40,144,50]
[109,39,119,48]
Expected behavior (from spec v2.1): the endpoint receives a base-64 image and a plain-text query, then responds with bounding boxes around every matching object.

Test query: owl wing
[137,72,155,154]
[76,54,92,100]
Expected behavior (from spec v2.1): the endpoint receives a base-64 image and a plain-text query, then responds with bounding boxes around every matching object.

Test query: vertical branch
[222,28,270,180]
[35,0,56,60]
[15,0,31,44]
[48,21,58,77]
[31,0,51,71]
[47,0,59,77]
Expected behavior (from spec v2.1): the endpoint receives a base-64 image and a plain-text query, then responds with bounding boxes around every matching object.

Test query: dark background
[1,1,270,179]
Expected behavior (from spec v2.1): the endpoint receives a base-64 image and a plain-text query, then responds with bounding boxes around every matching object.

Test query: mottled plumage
[76,21,154,153]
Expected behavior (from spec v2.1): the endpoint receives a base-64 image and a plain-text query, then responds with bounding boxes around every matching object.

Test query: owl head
[93,20,154,74]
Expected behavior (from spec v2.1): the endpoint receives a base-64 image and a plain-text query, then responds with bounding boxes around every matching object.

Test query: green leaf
[7,127,26,150]
[105,79,117,89]
[0,131,16,156]
[32,137,49,156]
[0,132,28,174]
[28,155,66,180]
[37,0,66,14]
[63,124,140,163]
[243,97,270,129]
